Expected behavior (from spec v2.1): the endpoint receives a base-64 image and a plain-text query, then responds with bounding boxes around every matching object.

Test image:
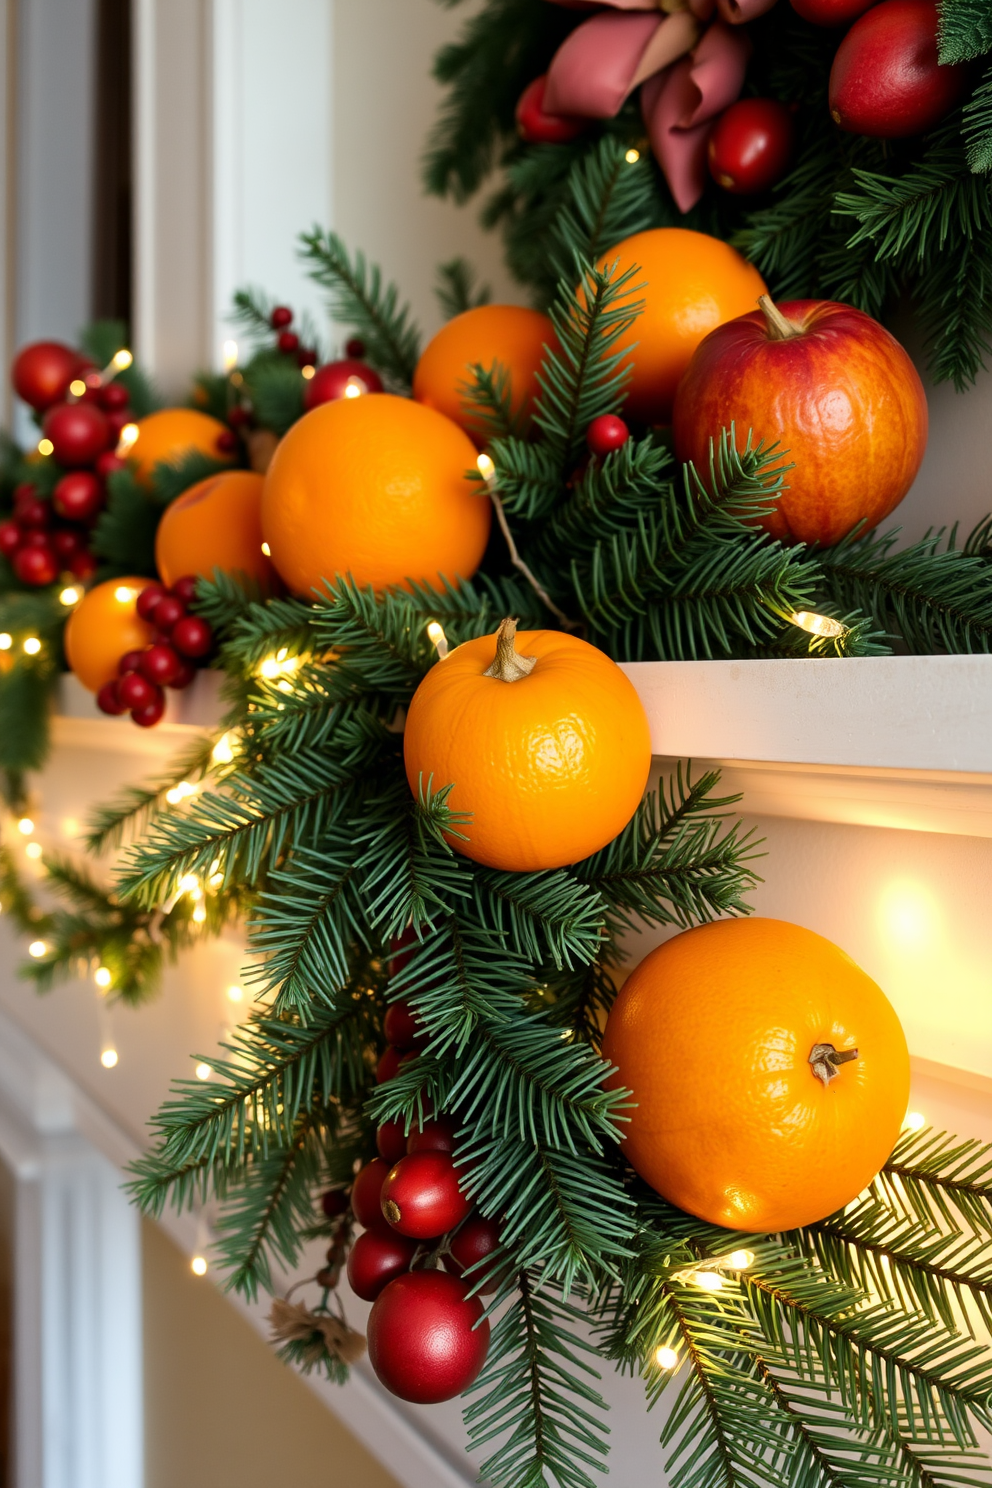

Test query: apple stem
[758,294,804,341]
[483,617,537,683]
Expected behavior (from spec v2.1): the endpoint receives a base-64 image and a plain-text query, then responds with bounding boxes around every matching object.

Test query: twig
[487,485,579,632]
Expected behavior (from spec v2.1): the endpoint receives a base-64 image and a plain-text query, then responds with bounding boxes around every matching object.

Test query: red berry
[376,1045,404,1085]
[270,306,293,329]
[21,530,51,550]
[13,482,38,508]
[377,1120,408,1166]
[98,381,130,411]
[0,521,22,557]
[68,550,97,580]
[118,649,146,676]
[42,401,111,467]
[515,75,587,145]
[351,1158,392,1232]
[297,347,318,368]
[367,1271,489,1404]
[95,451,126,480]
[170,574,200,605]
[96,680,127,715]
[444,1215,504,1293]
[303,359,384,412]
[215,429,238,454]
[139,643,184,685]
[277,330,300,355]
[167,659,197,689]
[227,405,250,428]
[829,0,971,139]
[130,693,166,728]
[12,341,79,410]
[171,615,212,658]
[53,470,104,522]
[586,414,630,458]
[136,583,166,621]
[407,1116,457,1156]
[381,1152,471,1240]
[16,495,52,529]
[383,999,422,1051]
[344,337,366,359]
[117,670,159,710]
[346,1228,417,1303]
[52,528,85,559]
[707,99,795,195]
[14,543,58,586]
[153,594,185,632]
[321,1189,349,1220]
[104,408,132,441]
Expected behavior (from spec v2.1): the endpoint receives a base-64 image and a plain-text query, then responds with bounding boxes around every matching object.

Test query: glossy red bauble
[136,583,166,622]
[672,297,928,545]
[321,1188,349,1219]
[346,1229,417,1303]
[139,643,185,686]
[170,615,212,659]
[14,544,58,586]
[270,306,293,329]
[12,341,79,410]
[376,1045,404,1085]
[367,1271,489,1404]
[381,1152,471,1240]
[707,99,795,195]
[130,693,166,728]
[586,414,630,458]
[377,1120,409,1166]
[42,401,111,467]
[0,521,22,557]
[444,1215,503,1292]
[152,594,185,632]
[351,1158,392,1231]
[96,680,127,716]
[170,574,200,605]
[829,0,971,138]
[515,75,586,144]
[302,360,384,412]
[118,670,159,710]
[407,1116,457,1156]
[53,470,104,523]
[789,0,876,22]
[383,999,422,1051]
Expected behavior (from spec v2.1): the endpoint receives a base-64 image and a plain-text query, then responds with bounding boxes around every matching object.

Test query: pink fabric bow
[543,0,776,212]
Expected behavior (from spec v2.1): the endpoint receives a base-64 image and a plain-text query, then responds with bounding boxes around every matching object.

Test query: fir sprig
[298,229,422,391]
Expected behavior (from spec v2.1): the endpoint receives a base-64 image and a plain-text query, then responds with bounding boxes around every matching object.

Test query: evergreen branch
[435,256,491,319]
[962,64,992,173]
[939,0,992,64]
[84,733,219,852]
[878,1128,992,1237]
[298,228,421,391]
[549,135,665,283]
[471,864,606,971]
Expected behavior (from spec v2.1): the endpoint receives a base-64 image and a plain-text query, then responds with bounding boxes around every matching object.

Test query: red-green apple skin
[829,0,971,139]
[672,299,928,546]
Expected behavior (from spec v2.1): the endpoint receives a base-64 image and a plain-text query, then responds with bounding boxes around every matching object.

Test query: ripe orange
[129,409,235,486]
[403,618,652,871]
[155,470,276,590]
[261,394,490,595]
[602,918,910,1232]
[413,305,555,444]
[64,577,157,692]
[595,228,768,424]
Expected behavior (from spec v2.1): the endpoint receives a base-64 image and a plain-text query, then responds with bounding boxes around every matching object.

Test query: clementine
[260,394,490,595]
[129,408,235,487]
[413,305,555,444]
[602,918,910,1233]
[64,577,157,692]
[155,470,276,590]
[403,618,652,871]
[595,228,768,424]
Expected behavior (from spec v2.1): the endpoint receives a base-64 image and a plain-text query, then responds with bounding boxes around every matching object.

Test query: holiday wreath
[0,3,991,1486]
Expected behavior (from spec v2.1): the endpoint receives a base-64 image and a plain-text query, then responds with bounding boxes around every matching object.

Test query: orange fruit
[602,918,910,1233]
[403,619,651,871]
[261,393,490,596]
[595,228,768,425]
[413,304,555,444]
[130,408,235,486]
[155,470,276,590]
[64,577,157,692]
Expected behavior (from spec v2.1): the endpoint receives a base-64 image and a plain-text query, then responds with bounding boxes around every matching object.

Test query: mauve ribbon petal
[545,12,671,118]
[688,0,718,17]
[675,20,752,129]
[642,61,711,212]
[716,0,778,20]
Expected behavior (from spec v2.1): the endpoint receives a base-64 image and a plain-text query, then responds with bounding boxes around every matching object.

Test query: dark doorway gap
[93,0,132,326]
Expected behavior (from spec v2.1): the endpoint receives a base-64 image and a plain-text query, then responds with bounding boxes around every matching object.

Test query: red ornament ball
[321,1189,349,1220]
[42,401,111,467]
[277,330,300,355]
[139,643,185,686]
[12,341,79,410]
[829,0,971,138]
[171,615,212,659]
[707,99,795,195]
[367,1271,489,1404]
[383,999,422,1051]
[516,75,586,144]
[377,1120,409,1167]
[270,306,293,330]
[118,670,160,711]
[131,693,166,728]
[53,470,104,523]
[351,1158,391,1231]
[407,1116,457,1156]
[444,1215,503,1292]
[96,680,127,716]
[346,1229,417,1303]
[381,1152,472,1240]
[586,414,630,458]
[14,543,58,586]
[0,521,22,557]
[303,360,384,412]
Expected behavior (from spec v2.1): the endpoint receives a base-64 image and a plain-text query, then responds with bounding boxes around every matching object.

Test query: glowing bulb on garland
[903,1110,926,1132]
[59,587,80,606]
[113,349,133,371]
[100,1047,118,1069]
[211,732,235,765]
[0,634,10,650]
[191,1255,208,1276]
[260,541,271,556]
[25,842,42,860]
[114,585,138,603]
[476,452,496,486]
[222,340,238,373]
[23,637,41,655]
[28,940,47,958]
[789,610,846,639]
[37,437,54,457]
[728,1250,754,1270]
[301,364,315,381]
[227,985,243,1003]
[195,1062,212,1081]
[694,1271,724,1292]
[655,1346,678,1370]
[94,966,112,989]
[625,148,640,163]
[116,423,139,458]
[68,378,86,399]
[17,818,34,835]
[427,621,449,660]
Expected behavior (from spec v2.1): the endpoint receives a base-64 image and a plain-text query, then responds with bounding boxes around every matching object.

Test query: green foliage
[938,0,992,64]
[298,229,421,391]
[435,256,492,319]
[77,320,159,416]
[962,64,992,173]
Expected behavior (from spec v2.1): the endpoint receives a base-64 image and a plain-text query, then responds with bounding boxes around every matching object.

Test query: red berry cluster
[0,479,101,587]
[268,305,317,368]
[96,576,214,728]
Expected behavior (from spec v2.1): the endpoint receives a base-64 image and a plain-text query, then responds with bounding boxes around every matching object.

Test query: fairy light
[903,1110,926,1132]
[260,541,271,556]
[625,148,641,163]
[693,1272,724,1292]
[25,842,42,860]
[165,780,198,806]
[17,818,34,835]
[788,610,846,639]
[191,1255,208,1276]
[177,873,199,895]
[113,348,133,371]
[100,1047,119,1069]
[211,732,235,765]
[28,940,47,958]
[728,1250,755,1271]
[227,984,244,1003]
[655,1346,678,1370]
[22,636,41,655]
[343,376,366,398]
[59,586,80,606]
[0,634,10,649]
[37,438,54,457]
[68,378,87,399]
[222,339,239,372]
[115,584,138,603]
[426,621,449,660]
[94,966,112,989]
[195,1062,212,1081]
[192,903,207,923]
[259,651,300,681]
[116,423,139,458]
[301,364,316,381]
[476,452,496,485]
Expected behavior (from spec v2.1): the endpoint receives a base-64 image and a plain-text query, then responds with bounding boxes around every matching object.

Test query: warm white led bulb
[59,586,80,606]
[69,378,87,398]
[28,940,47,958]
[23,637,41,655]
[37,438,54,457]
[191,1255,208,1276]
[227,985,244,1003]
[100,1048,119,1069]
[476,453,496,482]
[694,1271,724,1292]
[94,966,112,989]
[195,1062,212,1081]
[261,541,271,556]
[789,610,846,639]
[211,732,235,765]
[903,1110,926,1132]
[655,1346,678,1369]
[17,818,34,835]
[728,1250,754,1271]
[113,348,133,371]
[0,634,11,650]
[25,842,42,860]
[625,148,640,163]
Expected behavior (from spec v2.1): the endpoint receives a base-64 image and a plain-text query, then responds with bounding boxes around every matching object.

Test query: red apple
[829,0,971,139]
[789,0,876,23]
[672,297,928,546]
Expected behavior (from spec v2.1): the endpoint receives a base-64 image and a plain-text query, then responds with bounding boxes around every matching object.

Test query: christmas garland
[426,0,992,391]
[0,152,988,1486]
